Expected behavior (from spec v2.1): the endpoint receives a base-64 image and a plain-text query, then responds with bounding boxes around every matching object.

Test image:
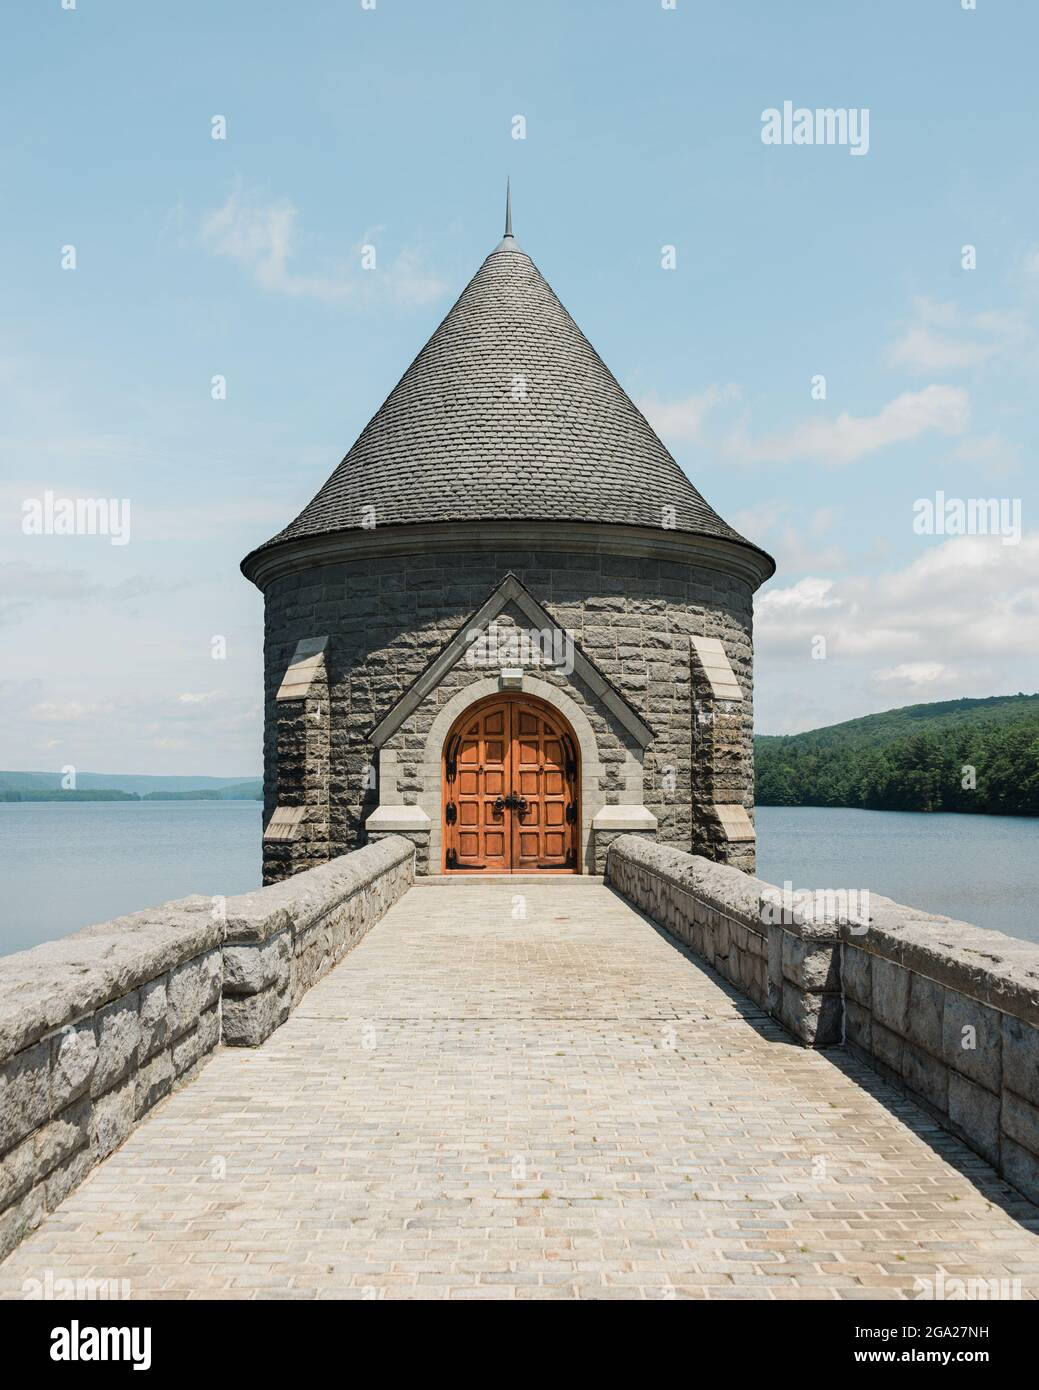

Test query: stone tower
[242,193,774,883]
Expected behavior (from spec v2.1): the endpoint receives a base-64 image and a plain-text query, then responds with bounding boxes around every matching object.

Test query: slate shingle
[250,236,767,561]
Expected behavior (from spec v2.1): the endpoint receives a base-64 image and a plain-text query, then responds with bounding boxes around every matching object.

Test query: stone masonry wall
[0,837,415,1261]
[606,834,1039,1207]
[0,898,223,1261]
[222,836,414,1045]
[261,545,755,875]
[605,836,769,1007]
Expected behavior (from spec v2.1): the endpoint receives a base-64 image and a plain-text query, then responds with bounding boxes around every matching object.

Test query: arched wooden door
[442,694,579,873]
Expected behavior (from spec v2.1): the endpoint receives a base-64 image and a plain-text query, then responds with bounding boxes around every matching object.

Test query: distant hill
[0,771,262,803]
[755,694,1039,817]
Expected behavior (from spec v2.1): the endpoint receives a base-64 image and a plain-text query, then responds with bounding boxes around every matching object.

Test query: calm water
[0,801,261,956]
[1,801,1036,956]
[756,806,1039,945]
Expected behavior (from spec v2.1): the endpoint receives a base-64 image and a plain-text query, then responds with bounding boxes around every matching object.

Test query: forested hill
[755,695,1039,816]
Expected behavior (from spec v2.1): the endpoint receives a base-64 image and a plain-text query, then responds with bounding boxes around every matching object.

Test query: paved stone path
[2,882,1038,1300]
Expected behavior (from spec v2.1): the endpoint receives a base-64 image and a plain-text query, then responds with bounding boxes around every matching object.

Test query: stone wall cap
[592,805,658,831]
[0,897,222,1059]
[365,805,433,833]
[844,910,1039,1026]
[223,836,414,944]
[606,834,770,935]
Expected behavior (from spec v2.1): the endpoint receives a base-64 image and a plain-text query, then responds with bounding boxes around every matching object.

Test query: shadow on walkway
[609,883,1039,1237]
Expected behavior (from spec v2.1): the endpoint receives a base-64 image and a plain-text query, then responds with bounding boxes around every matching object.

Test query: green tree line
[756,696,1039,816]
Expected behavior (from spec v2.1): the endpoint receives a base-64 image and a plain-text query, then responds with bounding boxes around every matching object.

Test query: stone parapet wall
[840,899,1039,1206]
[0,835,415,1261]
[605,834,1039,1206]
[222,836,414,1045]
[0,898,223,1261]
[605,836,768,1006]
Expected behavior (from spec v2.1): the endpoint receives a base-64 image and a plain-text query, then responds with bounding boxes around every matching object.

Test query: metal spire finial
[504,178,513,238]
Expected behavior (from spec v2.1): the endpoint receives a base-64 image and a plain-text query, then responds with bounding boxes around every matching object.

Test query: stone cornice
[241,521,776,593]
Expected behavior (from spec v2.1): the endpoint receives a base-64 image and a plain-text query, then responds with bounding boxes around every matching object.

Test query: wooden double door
[443,695,579,873]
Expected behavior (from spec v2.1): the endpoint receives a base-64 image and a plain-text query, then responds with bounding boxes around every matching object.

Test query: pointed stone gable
[368,573,654,749]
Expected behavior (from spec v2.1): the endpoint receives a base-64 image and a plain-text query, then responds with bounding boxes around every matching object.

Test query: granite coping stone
[607,834,769,935]
[223,837,412,944]
[0,898,220,1059]
[609,835,1039,1032]
[841,899,1039,1029]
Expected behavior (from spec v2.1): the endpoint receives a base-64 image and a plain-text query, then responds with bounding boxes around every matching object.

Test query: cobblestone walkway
[2,882,1038,1300]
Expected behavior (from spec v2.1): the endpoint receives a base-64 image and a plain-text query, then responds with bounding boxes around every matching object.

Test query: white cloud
[637,384,740,443]
[29,700,112,724]
[754,534,1039,731]
[756,532,1039,666]
[888,298,1029,373]
[0,563,171,627]
[732,503,847,574]
[200,189,446,308]
[725,385,969,467]
[176,691,225,705]
[889,327,995,372]
[873,661,954,687]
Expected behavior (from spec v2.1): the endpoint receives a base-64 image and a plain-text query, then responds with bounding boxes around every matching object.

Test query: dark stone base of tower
[243,197,774,884]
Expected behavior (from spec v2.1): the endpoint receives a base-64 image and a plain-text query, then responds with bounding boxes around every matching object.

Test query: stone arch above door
[366,671,657,875]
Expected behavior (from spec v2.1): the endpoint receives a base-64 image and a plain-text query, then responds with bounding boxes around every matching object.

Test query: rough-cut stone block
[200,949,222,1010]
[782,934,840,993]
[872,1021,905,1076]
[223,934,290,997]
[197,1005,221,1057]
[1002,1089,1039,1159]
[168,960,205,1039]
[778,986,842,1048]
[171,1025,203,1079]
[0,1185,45,1262]
[50,1021,97,1111]
[842,947,871,1008]
[1002,1013,1039,1108]
[44,1146,92,1212]
[943,990,1001,1093]
[138,976,169,1061]
[0,1135,34,1209]
[872,958,910,1036]
[89,1078,134,1161]
[0,1041,49,1156]
[222,988,287,1048]
[34,1096,89,1177]
[948,1071,1000,1167]
[845,999,872,1052]
[92,991,140,1096]
[903,1041,948,1114]
[1001,1136,1039,1206]
[135,1050,173,1118]
[907,973,945,1056]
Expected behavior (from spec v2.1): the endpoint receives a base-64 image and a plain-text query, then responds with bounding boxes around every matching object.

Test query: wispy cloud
[888,298,1029,373]
[637,384,740,443]
[200,188,446,308]
[756,533,1039,676]
[0,562,171,627]
[723,384,969,467]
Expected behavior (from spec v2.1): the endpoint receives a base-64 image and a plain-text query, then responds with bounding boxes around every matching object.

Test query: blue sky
[2,0,1036,774]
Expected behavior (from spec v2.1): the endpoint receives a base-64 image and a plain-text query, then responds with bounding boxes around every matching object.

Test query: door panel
[443,696,578,872]
[448,702,509,871]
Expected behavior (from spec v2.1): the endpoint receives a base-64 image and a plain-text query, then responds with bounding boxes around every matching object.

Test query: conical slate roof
[248,217,769,568]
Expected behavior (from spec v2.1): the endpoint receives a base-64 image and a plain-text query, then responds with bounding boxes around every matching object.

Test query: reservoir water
[1,800,1035,955]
